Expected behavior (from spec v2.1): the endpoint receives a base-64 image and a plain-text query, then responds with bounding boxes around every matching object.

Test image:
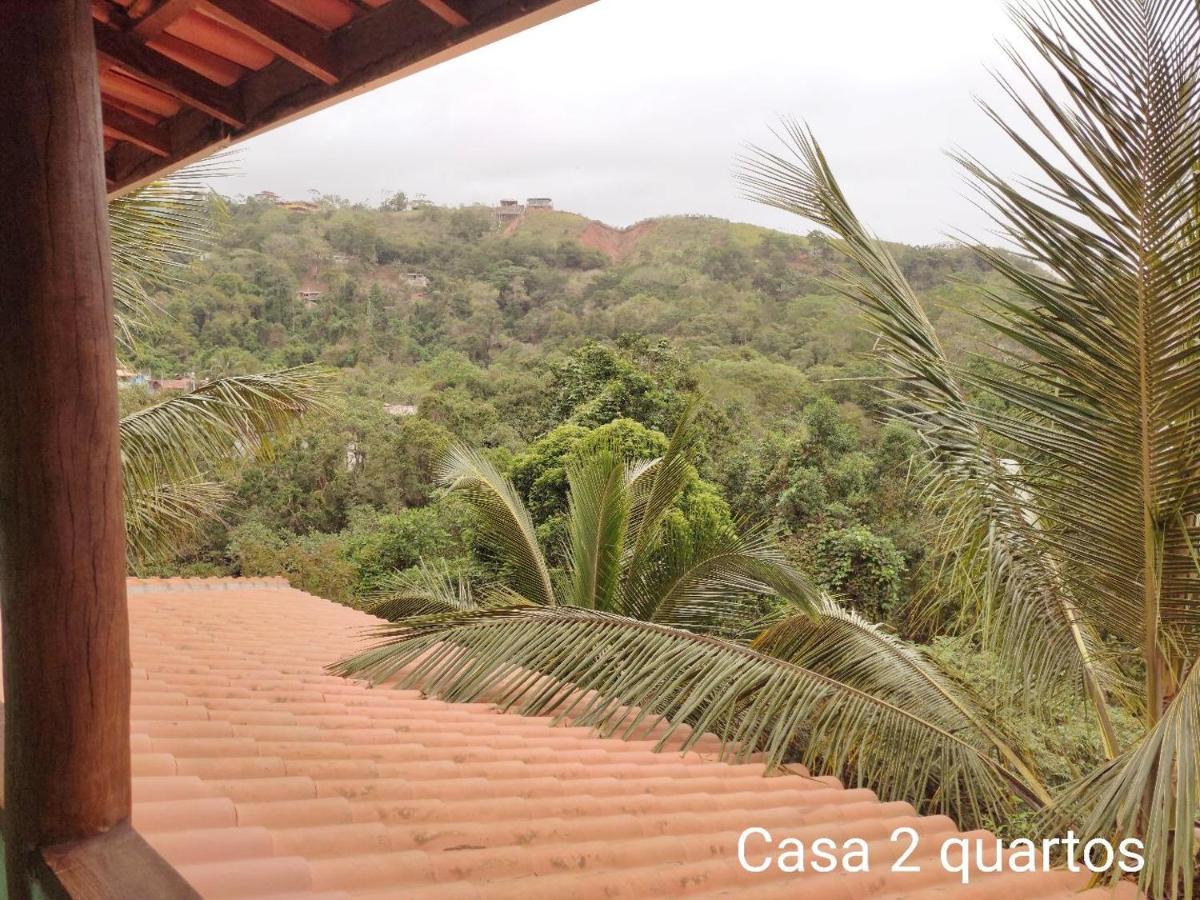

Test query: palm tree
[737,1,1199,895]
[110,163,329,567]
[337,408,1049,828]
[359,407,817,627]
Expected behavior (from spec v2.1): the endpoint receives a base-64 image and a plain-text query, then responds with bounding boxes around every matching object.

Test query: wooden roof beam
[413,0,470,27]
[132,0,197,40]
[93,22,245,126]
[195,0,340,85]
[102,102,171,156]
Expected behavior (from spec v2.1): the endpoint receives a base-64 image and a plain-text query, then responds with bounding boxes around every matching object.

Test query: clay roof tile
[107,578,1139,899]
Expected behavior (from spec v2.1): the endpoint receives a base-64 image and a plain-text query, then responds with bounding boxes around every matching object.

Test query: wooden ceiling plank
[102,102,172,156]
[102,94,164,125]
[132,0,198,39]
[194,0,340,85]
[413,0,470,27]
[147,32,245,86]
[94,23,245,126]
[99,66,183,116]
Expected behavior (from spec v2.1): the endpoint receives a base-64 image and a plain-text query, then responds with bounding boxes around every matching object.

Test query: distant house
[280,200,319,213]
[330,252,352,265]
[384,403,418,417]
[116,368,147,389]
[297,288,323,310]
[253,190,281,204]
[526,197,553,210]
[149,375,197,394]
[400,272,429,289]
[496,198,524,225]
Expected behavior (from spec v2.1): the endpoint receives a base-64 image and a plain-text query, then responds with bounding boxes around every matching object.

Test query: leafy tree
[228,521,356,603]
[380,190,408,212]
[343,506,456,587]
[813,525,905,622]
[547,339,696,432]
[354,415,454,509]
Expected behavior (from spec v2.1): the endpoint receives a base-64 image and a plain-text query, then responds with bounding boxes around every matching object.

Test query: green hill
[136,196,1000,382]
[133,194,1012,622]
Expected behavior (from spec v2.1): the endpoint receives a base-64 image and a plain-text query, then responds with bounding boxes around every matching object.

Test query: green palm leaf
[123,478,230,567]
[121,368,331,567]
[334,606,1037,826]
[754,597,1052,805]
[1048,652,1200,899]
[623,403,702,563]
[565,445,629,610]
[121,368,331,489]
[109,157,229,351]
[438,445,556,607]
[366,560,482,619]
[953,0,1200,726]
[638,524,819,636]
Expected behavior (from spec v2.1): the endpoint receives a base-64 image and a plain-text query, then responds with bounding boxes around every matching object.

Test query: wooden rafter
[102,101,171,155]
[195,0,339,85]
[94,22,244,126]
[132,0,197,40]
[413,0,470,27]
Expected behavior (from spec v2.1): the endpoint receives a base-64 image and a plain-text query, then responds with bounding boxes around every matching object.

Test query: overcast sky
[224,0,1032,245]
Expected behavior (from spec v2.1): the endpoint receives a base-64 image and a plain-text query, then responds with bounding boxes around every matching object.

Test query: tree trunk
[0,2,131,897]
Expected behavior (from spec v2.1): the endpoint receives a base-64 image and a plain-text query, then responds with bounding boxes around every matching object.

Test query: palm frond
[952,0,1200,723]
[437,445,556,607]
[366,560,481,620]
[120,367,331,564]
[621,401,705,619]
[109,156,231,350]
[1048,652,1200,899]
[737,120,1123,750]
[121,367,332,492]
[637,524,820,636]
[124,478,229,569]
[564,445,629,610]
[754,597,1052,805]
[334,606,1036,826]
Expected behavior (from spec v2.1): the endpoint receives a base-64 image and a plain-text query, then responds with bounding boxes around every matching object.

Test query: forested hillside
[129,195,1010,615]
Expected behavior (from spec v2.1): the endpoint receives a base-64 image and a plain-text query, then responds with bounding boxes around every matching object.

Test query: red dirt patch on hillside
[579,219,657,262]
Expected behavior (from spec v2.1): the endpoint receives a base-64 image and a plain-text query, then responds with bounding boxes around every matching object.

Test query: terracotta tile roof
[31,578,1142,897]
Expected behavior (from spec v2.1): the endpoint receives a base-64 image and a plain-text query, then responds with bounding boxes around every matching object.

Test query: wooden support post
[0,2,132,897]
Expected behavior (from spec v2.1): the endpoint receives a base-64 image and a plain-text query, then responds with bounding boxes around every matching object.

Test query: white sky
[223,0,1031,244]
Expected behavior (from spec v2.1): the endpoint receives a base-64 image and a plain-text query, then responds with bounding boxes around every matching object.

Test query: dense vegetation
[134,193,1001,615]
